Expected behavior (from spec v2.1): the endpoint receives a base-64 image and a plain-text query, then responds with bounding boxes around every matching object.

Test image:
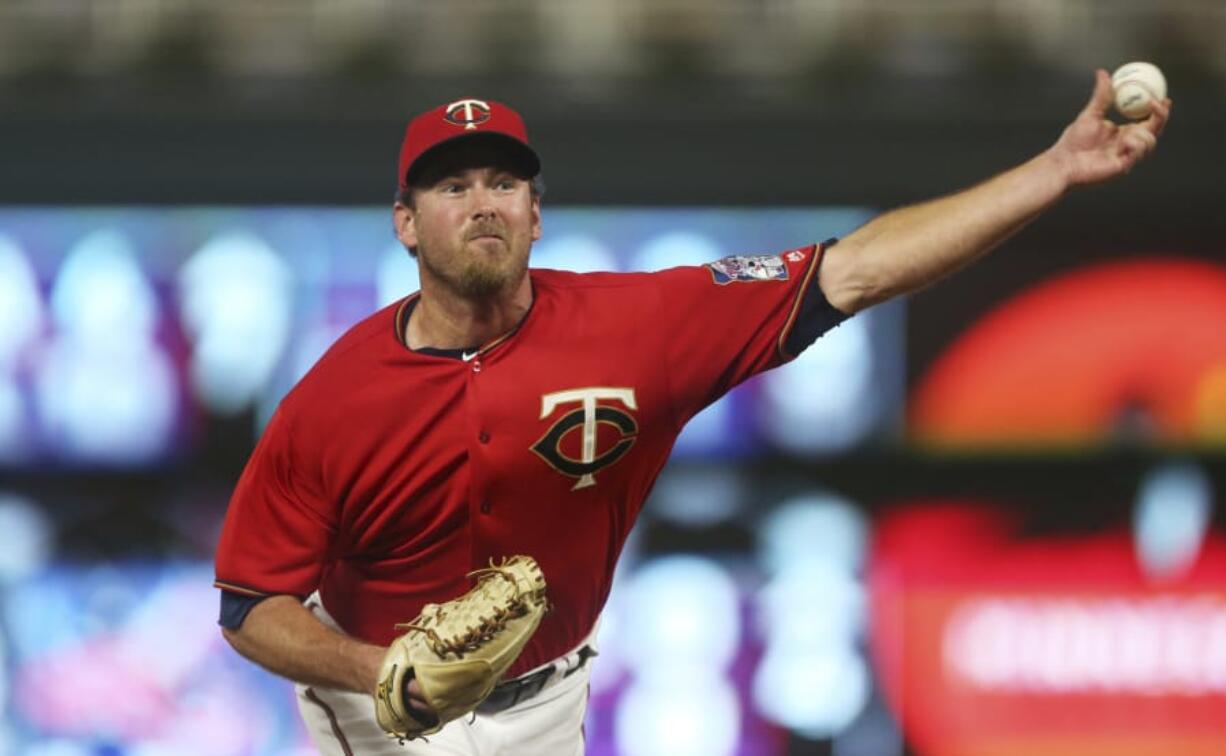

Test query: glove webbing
[395,559,548,658]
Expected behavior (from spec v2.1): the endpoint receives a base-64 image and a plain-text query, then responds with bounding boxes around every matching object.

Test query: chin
[457,259,526,298]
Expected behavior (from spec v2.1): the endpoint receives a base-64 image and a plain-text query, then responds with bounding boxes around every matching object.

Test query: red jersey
[214,242,846,676]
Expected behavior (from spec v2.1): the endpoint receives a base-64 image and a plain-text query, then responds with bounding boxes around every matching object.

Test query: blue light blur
[1134,462,1214,582]
[0,205,889,465]
[179,232,293,415]
[0,235,42,368]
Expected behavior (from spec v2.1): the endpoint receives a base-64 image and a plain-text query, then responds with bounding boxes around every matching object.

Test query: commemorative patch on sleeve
[706,253,789,285]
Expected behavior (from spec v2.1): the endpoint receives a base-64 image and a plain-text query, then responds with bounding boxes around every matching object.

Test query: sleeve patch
[706,253,789,285]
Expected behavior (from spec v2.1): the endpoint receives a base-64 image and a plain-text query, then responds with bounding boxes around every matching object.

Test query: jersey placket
[463,352,496,567]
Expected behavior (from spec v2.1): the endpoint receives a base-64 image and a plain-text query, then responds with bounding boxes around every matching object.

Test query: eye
[496,177,518,191]
[439,181,464,195]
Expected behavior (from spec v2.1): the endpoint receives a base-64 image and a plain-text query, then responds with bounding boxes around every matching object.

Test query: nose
[469,185,498,220]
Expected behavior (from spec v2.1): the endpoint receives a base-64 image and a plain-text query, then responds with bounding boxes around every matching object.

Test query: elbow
[819,241,881,315]
[821,269,883,315]
[221,624,266,669]
[221,624,256,661]
[839,281,900,314]
[825,284,871,316]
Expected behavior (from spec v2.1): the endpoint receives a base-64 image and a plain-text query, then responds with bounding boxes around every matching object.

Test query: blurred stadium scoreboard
[2,206,1225,755]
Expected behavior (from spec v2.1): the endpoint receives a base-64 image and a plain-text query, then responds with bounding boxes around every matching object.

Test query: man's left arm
[820,69,1172,314]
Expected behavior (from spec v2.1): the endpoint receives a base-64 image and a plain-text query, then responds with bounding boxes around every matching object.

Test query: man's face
[394,142,541,300]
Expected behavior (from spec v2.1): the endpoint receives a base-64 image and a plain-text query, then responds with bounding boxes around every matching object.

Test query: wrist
[353,641,388,696]
[1036,147,1076,196]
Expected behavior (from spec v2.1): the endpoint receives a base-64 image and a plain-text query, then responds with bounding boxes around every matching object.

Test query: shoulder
[528,265,738,311]
[528,269,674,320]
[280,298,404,412]
[529,266,716,302]
[530,267,657,291]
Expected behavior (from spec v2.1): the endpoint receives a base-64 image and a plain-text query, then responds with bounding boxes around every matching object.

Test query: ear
[530,195,542,242]
[393,201,419,249]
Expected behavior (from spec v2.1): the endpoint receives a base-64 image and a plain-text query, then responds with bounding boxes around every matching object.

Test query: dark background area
[1,5,1224,749]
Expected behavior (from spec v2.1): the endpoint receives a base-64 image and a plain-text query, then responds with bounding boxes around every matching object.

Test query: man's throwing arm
[819,69,1171,315]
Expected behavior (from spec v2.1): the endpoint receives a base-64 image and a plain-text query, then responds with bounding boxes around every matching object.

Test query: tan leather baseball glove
[374,555,549,741]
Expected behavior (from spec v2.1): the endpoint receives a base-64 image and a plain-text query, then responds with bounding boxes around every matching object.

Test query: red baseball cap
[397,98,540,190]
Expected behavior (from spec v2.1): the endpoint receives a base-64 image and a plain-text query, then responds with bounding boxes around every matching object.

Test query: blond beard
[419,240,529,300]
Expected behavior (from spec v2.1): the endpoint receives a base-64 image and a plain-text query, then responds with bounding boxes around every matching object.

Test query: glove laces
[395,556,548,658]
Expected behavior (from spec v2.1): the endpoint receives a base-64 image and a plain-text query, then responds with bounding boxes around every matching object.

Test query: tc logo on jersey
[531,388,638,490]
[707,253,789,285]
[444,99,492,131]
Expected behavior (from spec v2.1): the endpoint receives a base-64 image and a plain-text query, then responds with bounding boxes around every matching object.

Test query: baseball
[1111,62,1167,120]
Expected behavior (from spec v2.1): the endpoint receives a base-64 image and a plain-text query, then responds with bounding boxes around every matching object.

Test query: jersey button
[471,360,482,374]
[480,500,491,514]
[478,431,490,444]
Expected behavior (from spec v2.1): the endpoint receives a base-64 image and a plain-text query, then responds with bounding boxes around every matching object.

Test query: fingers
[405,678,439,725]
[1120,125,1157,155]
[1118,97,1169,163]
[1142,97,1172,138]
[1082,69,1115,118]
[406,677,428,706]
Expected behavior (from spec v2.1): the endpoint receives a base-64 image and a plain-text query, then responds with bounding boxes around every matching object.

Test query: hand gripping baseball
[374,555,550,741]
[1050,69,1171,188]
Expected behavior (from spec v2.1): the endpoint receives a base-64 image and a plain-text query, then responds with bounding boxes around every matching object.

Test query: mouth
[467,230,505,242]
[467,234,507,251]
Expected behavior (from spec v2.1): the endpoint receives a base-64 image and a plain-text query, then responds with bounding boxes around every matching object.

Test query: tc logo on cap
[444,99,492,131]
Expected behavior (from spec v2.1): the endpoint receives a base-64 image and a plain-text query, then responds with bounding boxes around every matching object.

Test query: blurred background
[2,1,1225,754]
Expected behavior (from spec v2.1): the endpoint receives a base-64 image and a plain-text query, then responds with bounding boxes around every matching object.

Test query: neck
[406,273,533,350]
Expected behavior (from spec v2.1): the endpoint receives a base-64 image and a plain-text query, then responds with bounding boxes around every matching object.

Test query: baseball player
[215,74,1170,755]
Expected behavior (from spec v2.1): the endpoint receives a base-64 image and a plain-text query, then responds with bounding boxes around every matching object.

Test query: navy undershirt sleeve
[219,590,268,630]
[782,237,853,356]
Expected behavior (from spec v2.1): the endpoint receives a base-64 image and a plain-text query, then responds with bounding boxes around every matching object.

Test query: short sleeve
[213,403,336,599]
[218,590,267,629]
[654,240,850,424]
